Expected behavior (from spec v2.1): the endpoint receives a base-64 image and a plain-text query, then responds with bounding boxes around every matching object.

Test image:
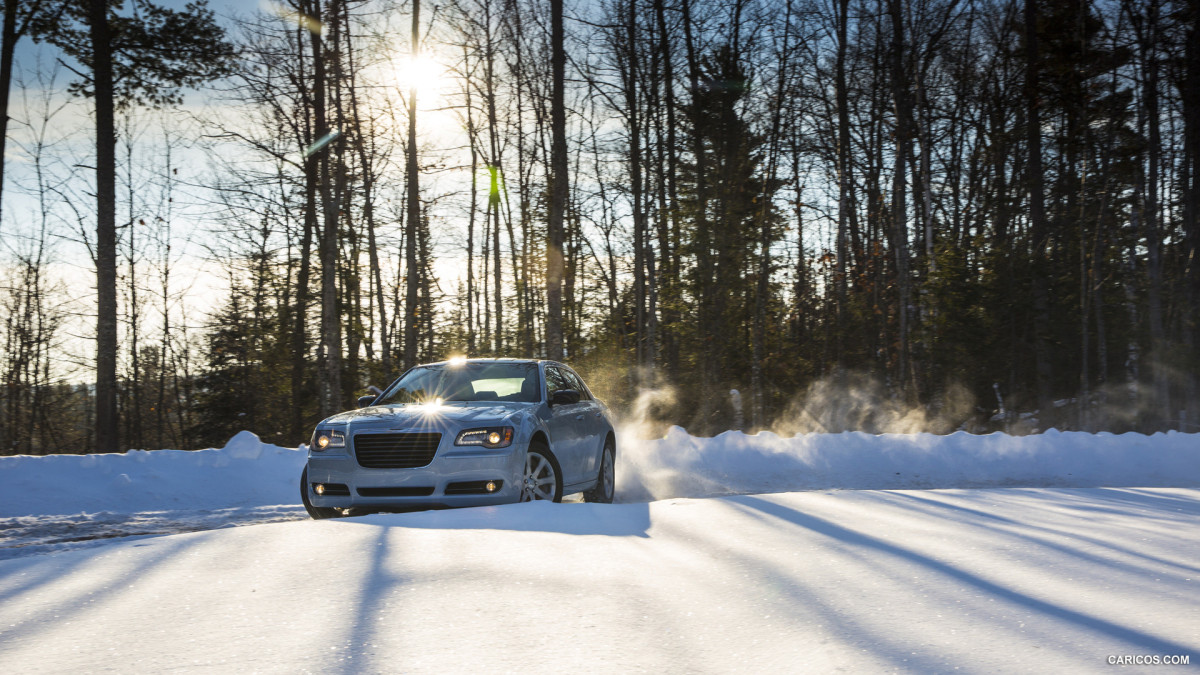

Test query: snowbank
[0,431,305,517]
[2,427,1198,518]
[616,427,1200,501]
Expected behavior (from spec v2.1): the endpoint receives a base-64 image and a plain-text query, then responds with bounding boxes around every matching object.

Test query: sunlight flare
[397,54,445,98]
[263,1,323,35]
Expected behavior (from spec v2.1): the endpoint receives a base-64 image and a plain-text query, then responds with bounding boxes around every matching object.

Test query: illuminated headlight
[455,427,514,448]
[312,429,345,451]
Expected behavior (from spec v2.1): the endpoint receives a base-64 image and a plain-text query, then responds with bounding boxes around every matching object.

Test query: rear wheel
[300,467,343,520]
[584,438,615,504]
[521,442,562,503]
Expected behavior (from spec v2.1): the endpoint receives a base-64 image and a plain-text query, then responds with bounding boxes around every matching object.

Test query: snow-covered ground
[0,431,308,559]
[2,489,1198,672]
[1,429,1198,672]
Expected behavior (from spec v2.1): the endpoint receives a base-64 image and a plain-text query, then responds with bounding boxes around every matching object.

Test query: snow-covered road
[3,487,1197,673]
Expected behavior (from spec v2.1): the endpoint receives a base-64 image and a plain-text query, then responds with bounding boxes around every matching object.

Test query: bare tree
[545,0,567,360]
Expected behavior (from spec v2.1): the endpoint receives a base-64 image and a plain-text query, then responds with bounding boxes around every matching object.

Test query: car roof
[421,357,547,365]
[418,357,583,370]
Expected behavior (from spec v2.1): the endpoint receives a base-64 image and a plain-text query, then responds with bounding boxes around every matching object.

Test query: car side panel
[543,365,591,485]
[564,367,609,475]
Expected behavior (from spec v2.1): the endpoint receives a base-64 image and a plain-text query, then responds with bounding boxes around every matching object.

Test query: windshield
[376,362,541,405]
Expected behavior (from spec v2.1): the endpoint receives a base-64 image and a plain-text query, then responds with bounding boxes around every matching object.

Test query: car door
[543,365,587,485]
[560,367,604,475]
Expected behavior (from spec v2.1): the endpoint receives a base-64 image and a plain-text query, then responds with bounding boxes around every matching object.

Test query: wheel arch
[527,429,563,469]
[528,429,550,452]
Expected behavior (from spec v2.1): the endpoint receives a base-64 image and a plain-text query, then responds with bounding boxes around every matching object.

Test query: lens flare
[265,2,323,35]
[303,129,340,159]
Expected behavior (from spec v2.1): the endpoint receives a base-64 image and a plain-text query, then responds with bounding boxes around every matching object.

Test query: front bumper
[305,441,524,509]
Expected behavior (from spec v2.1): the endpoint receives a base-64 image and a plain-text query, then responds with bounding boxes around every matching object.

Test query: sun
[396,54,445,99]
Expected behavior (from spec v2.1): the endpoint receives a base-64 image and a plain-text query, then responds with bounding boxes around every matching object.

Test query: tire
[584,438,615,503]
[300,467,343,520]
[521,441,563,503]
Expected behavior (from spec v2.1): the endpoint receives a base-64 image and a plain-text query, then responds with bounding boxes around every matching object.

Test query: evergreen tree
[679,43,775,429]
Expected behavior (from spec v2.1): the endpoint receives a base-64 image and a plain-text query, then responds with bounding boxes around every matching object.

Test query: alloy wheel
[522,451,558,501]
[599,446,614,500]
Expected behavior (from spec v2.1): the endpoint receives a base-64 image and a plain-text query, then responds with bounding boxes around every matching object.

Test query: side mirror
[357,394,377,409]
[550,389,581,406]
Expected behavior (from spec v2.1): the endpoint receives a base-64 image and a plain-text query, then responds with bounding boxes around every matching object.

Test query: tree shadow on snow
[329,506,651,674]
[0,534,208,648]
[726,494,1197,658]
[329,500,652,538]
[878,490,1200,577]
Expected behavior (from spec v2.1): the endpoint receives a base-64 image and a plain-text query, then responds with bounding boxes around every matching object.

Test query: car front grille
[354,432,442,469]
[357,486,436,497]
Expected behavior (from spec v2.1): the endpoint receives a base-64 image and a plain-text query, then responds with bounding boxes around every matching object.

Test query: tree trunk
[91,0,119,452]
[834,0,851,371]
[1141,0,1168,422]
[680,0,714,403]
[404,0,422,368]
[123,125,141,449]
[621,0,646,374]
[0,0,29,228]
[1025,0,1054,415]
[314,0,342,416]
[652,0,679,377]
[492,169,502,353]
[1183,0,1200,425]
[346,10,388,375]
[292,14,317,440]
[546,0,568,361]
[464,44,477,354]
[888,0,913,399]
[483,3,503,355]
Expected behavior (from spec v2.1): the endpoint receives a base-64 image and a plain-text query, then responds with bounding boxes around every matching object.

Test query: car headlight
[311,429,345,451]
[455,427,514,448]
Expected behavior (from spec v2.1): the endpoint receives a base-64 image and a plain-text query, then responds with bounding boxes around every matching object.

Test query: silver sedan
[300,358,616,518]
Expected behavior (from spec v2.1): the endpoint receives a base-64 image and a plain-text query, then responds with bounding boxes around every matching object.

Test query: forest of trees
[0,0,1198,454]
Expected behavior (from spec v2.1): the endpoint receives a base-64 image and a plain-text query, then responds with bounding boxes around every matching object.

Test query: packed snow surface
[2,489,1198,673]
[2,429,1199,672]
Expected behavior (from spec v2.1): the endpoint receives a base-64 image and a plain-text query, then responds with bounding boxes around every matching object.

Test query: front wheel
[521,442,563,503]
[584,439,615,504]
[300,467,343,520]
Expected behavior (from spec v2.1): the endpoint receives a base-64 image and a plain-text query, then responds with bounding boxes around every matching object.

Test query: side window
[561,369,592,400]
[544,367,569,398]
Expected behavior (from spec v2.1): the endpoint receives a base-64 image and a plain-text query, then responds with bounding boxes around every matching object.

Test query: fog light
[486,481,497,493]
[315,484,325,496]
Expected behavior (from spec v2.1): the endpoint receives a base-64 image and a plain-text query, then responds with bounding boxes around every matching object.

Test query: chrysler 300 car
[300,358,616,518]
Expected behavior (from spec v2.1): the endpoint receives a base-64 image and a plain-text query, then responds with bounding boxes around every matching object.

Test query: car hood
[321,402,533,428]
